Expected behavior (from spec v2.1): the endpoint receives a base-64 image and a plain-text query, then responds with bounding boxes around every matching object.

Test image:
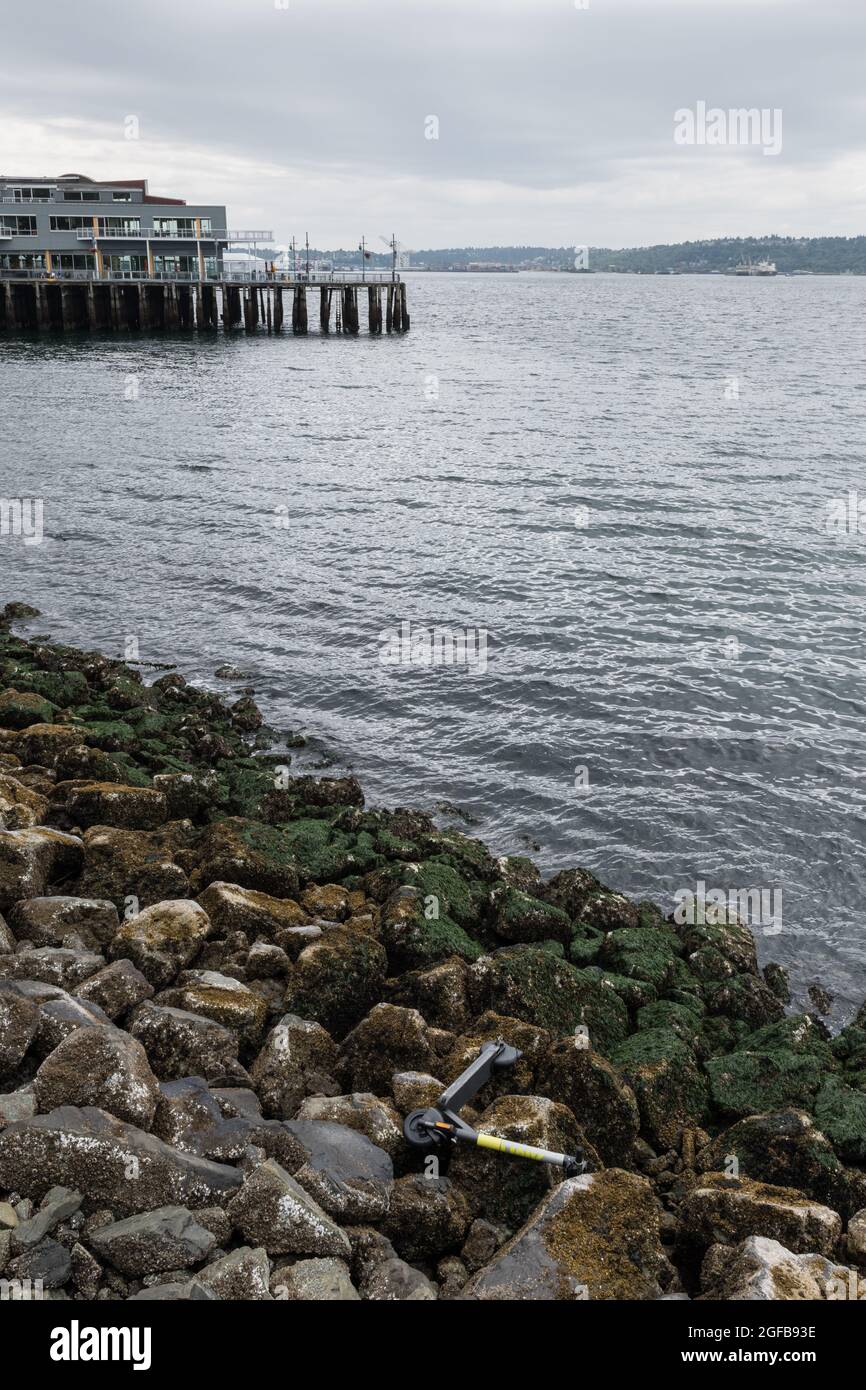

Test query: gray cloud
[2,0,865,246]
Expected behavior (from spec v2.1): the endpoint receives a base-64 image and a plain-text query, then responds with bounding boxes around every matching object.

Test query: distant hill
[314,237,866,274]
[586,236,866,275]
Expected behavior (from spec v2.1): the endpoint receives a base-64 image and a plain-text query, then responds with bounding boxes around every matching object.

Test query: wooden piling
[292,287,308,335]
[60,284,88,331]
[319,287,331,334]
[367,285,382,334]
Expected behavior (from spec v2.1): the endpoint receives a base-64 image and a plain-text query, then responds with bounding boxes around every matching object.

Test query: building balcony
[71,228,265,243]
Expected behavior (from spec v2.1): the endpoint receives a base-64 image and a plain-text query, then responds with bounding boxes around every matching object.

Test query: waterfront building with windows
[0,172,228,279]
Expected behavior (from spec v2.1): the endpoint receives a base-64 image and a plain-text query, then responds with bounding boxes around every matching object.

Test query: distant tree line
[311,238,866,273]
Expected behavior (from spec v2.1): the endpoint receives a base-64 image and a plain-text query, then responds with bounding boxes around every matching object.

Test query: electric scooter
[403,1039,587,1177]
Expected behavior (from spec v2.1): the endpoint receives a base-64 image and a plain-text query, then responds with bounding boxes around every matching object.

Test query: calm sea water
[2,272,865,1021]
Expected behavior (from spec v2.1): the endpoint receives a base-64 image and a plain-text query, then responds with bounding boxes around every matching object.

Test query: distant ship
[733,258,777,277]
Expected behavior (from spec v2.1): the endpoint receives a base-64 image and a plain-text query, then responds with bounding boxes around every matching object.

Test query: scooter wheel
[403,1108,440,1153]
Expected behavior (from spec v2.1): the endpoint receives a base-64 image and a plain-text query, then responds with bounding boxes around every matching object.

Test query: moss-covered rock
[468,948,630,1053]
[283,928,387,1039]
[697,1109,841,1199]
[705,1048,828,1120]
[598,925,682,989]
[490,884,571,944]
[675,1174,843,1281]
[813,1077,866,1165]
[537,1039,640,1166]
[613,1027,710,1149]
[337,1002,442,1094]
[680,918,758,978]
[636,999,706,1053]
[0,688,57,729]
[704,975,785,1031]
[567,923,604,967]
[193,818,301,898]
[61,780,168,831]
[380,886,483,972]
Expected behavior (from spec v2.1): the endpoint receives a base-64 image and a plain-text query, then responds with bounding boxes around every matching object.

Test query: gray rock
[8,897,120,950]
[11,1186,82,1251]
[0,827,83,913]
[195,1245,272,1300]
[127,1277,217,1301]
[210,1087,263,1121]
[33,1025,160,1129]
[130,1002,242,1082]
[0,947,104,990]
[0,981,40,1076]
[70,1241,101,1297]
[294,1092,403,1160]
[6,1237,72,1288]
[676,1175,844,1274]
[360,1256,438,1301]
[464,1169,669,1301]
[88,1205,217,1276]
[283,1119,393,1222]
[0,1105,242,1214]
[227,1158,351,1258]
[701,1235,861,1300]
[271,1257,360,1300]
[0,1086,35,1124]
[109,899,213,988]
[75,959,154,1021]
[152,1077,254,1161]
[250,1013,339,1119]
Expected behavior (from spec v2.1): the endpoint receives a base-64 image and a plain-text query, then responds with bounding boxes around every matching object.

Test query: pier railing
[0,267,399,286]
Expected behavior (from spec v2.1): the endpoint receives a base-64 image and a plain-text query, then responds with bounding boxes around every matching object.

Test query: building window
[0,252,46,269]
[9,186,51,202]
[97,218,142,236]
[0,215,37,235]
[63,190,100,201]
[50,215,93,231]
[53,254,97,271]
[102,254,147,274]
[112,192,133,202]
[153,255,197,274]
[152,218,196,238]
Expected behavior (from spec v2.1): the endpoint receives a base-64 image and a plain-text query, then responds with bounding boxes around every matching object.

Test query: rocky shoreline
[0,599,864,1301]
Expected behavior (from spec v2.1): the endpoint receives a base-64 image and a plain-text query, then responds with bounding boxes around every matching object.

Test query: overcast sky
[2,0,865,248]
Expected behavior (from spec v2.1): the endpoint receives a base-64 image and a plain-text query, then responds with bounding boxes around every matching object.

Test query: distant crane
[380,234,412,273]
